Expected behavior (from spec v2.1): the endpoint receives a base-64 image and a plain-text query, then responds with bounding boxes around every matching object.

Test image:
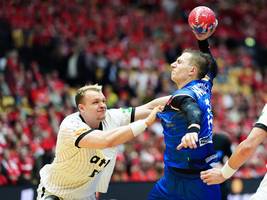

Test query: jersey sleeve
[58,115,93,148]
[169,94,202,134]
[171,88,198,102]
[107,107,135,127]
[255,104,267,132]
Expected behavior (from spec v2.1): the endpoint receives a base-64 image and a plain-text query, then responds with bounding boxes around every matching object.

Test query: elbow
[189,109,201,125]
[195,110,202,121]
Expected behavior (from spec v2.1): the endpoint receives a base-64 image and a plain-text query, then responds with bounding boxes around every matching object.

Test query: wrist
[129,119,147,137]
[221,161,237,179]
[187,124,200,134]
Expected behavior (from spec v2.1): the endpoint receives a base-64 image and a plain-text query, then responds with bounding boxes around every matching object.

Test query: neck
[87,120,101,129]
[176,78,192,89]
[80,113,101,129]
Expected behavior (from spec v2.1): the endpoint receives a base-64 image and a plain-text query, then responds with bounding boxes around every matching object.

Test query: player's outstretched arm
[201,105,267,185]
[189,6,218,79]
[77,105,163,149]
[201,127,266,185]
[134,96,171,121]
[194,28,218,80]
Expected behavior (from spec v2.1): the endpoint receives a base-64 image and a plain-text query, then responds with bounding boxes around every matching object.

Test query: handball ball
[188,6,217,34]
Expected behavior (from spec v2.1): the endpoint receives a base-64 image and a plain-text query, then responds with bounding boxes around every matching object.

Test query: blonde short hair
[75,84,103,107]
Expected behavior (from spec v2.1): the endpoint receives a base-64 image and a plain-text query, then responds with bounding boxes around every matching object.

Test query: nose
[171,62,176,69]
[100,102,107,109]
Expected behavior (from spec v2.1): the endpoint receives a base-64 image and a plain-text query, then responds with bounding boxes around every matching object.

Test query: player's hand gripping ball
[188,6,218,34]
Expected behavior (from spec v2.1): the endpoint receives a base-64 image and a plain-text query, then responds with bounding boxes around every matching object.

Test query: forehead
[83,90,105,101]
[177,52,192,61]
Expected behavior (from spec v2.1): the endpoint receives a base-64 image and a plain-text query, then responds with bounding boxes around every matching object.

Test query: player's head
[75,84,107,122]
[170,49,211,87]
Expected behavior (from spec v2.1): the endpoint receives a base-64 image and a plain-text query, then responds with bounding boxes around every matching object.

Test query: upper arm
[170,95,202,126]
[76,129,109,149]
[243,102,267,146]
[245,127,267,149]
[248,105,267,146]
[170,95,196,110]
[76,124,135,149]
[58,115,92,148]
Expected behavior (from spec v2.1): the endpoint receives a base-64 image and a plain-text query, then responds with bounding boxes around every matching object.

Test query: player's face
[170,52,193,86]
[80,90,107,121]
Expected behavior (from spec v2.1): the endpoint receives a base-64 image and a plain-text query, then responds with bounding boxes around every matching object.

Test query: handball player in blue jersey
[148,27,221,199]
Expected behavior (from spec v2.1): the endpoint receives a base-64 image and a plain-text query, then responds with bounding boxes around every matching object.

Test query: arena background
[0,0,266,200]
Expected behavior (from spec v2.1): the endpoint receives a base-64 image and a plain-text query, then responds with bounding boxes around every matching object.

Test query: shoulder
[172,88,197,100]
[60,112,89,131]
[60,112,80,126]
[187,81,212,98]
[57,112,92,148]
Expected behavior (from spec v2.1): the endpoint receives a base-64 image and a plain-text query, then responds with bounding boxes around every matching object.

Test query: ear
[78,104,85,112]
[189,65,198,77]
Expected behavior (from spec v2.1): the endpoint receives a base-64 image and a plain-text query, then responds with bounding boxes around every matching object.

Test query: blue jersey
[149,39,221,200]
[157,76,217,170]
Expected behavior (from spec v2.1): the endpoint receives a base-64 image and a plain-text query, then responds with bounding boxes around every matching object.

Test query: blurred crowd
[0,0,267,186]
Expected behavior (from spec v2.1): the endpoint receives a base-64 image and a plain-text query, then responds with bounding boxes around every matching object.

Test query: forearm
[228,127,266,169]
[198,39,218,78]
[182,101,201,133]
[198,39,210,54]
[135,96,170,120]
[228,139,258,170]
[201,106,267,185]
[143,96,171,110]
[104,126,136,148]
